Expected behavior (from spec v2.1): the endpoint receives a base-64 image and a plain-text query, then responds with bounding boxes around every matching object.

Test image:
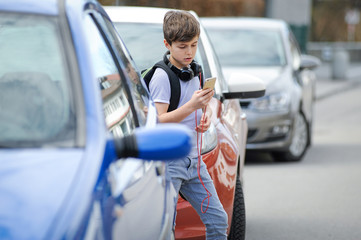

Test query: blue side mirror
[114,124,193,161]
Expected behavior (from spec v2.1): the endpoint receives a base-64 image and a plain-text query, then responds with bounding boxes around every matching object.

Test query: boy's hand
[196,111,211,133]
[189,88,214,110]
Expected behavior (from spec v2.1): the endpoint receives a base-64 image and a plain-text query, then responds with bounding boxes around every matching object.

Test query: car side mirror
[113,123,193,161]
[300,54,321,71]
[223,72,266,99]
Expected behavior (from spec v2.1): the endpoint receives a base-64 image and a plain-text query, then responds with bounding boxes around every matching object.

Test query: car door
[288,32,314,124]
[80,8,174,240]
[198,29,246,175]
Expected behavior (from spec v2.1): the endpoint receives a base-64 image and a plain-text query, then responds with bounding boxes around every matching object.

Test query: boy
[148,10,228,239]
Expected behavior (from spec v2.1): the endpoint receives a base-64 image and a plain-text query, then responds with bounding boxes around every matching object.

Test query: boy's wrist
[186,101,198,113]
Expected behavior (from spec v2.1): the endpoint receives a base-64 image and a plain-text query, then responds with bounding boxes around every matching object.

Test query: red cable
[195,72,212,214]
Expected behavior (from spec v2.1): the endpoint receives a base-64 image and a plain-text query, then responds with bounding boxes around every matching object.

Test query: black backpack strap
[142,60,180,112]
[155,61,181,112]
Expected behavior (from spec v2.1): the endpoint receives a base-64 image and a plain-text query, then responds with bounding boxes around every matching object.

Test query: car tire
[228,177,245,240]
[272,111,309,162]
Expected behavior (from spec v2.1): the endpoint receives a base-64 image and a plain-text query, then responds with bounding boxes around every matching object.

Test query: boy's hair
[163,10,200,45]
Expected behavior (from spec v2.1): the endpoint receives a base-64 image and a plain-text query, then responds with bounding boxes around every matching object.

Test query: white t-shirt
[149,68,202,158]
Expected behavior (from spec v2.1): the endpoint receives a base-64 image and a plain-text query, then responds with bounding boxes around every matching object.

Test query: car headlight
[201,122,218,154]
[249,92,290,112]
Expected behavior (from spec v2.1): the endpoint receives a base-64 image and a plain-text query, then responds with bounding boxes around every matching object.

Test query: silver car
[202,17,320,162]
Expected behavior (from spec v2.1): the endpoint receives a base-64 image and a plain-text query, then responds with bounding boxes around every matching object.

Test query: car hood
[0,149,84,240]
[223,66,290,91]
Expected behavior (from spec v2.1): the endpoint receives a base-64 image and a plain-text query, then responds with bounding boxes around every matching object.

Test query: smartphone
[203,77,216,90]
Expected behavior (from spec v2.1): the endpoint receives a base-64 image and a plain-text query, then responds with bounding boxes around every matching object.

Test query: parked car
[202,17,320,162]
[0,1,194,239]
[105,6,265,240]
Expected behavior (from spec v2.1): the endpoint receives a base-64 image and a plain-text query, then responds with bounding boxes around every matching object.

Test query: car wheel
[228,177,245,240]
[272,111,309,162]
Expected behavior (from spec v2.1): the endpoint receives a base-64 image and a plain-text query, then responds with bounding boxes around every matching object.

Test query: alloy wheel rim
[289,112,308,157]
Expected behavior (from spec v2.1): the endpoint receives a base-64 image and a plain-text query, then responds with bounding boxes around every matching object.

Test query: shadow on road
[244,150,307,166]
[244,151,274,165]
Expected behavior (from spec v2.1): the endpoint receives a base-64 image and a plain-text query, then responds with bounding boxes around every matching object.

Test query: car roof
[0,0,92,16]
[201,17,288,31]
[0,0,58,15]
[105,6,187,24]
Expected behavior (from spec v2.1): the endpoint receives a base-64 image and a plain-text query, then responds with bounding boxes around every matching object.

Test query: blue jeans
[167,156,228,240]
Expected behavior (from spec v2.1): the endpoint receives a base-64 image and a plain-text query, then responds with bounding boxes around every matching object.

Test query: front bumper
[245,109,295,151]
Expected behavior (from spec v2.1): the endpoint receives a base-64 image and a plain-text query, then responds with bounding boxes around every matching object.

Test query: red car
[106,6,265,240]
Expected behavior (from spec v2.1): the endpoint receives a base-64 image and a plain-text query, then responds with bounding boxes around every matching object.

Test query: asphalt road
[243,82,361,240]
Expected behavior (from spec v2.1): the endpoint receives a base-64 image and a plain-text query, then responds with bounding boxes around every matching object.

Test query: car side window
[99,16,150,127]
[82,14,136,138]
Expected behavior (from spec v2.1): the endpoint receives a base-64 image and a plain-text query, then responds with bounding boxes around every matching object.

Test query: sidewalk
[314,62,361,101]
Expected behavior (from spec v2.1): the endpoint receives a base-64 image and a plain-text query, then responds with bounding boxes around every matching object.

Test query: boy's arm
[155,88,214,123]
[155,101,195,123]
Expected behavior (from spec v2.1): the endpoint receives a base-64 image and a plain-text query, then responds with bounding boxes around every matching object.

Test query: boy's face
[164,36,199,69]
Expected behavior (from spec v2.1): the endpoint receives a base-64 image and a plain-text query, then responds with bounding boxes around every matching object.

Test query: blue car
[0,0,192,239]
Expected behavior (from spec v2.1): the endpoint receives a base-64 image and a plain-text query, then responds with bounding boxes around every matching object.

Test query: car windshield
[205,28,287,67]
[0,13,76,147]
[113,23,166,71]
[113,22,205,72]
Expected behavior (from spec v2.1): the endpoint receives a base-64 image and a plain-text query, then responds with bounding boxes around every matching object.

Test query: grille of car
[247,129,257,139]
[265,135,287,142]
